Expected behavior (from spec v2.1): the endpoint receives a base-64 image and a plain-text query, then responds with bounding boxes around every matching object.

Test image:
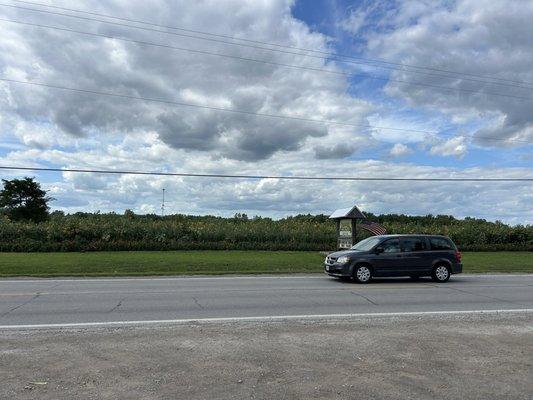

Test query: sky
[0,0,532,224]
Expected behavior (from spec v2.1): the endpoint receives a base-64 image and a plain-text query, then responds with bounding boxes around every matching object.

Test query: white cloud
[389,143,412,157]
[358,0,533,147]
[0,0,374,161]
[3,136,532,223]
[429,137,467,158]
[338,6,370,35]
[0,0,531,224]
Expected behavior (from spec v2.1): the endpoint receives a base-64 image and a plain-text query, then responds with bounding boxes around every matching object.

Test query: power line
[1,166,531,182]
[0,77,434,134]
[2,77,532,145]
[1,2,532,91]
[2,18,532,102]
[8,0,533,88]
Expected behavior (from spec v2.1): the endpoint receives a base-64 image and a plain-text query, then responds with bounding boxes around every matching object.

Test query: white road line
[1,309,532,330]
[0,273,531,284]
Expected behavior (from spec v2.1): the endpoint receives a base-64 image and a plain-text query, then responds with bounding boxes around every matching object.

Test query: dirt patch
[1,315,532,399]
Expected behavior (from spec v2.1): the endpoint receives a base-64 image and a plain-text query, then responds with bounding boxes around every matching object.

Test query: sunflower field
[0,212,531,252]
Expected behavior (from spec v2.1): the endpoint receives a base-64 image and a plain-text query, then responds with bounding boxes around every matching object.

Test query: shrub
[0,212,530,252]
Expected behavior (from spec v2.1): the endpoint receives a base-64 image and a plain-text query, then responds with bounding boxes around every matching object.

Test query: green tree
[124,209,136,219]
[0,177,53,222]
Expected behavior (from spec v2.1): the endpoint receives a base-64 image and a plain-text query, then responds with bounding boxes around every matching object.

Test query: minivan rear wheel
[432,264,450,283]
[353,265,372,284]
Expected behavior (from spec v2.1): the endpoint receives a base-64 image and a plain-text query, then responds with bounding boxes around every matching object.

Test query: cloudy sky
[0,0,532,223]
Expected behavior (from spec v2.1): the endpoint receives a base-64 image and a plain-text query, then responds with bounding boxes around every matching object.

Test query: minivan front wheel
[353,265,372,284]
[432,264,450,283]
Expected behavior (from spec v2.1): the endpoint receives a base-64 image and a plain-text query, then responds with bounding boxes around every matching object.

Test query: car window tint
[429,237,453,250]
[381,239,400,253]
[351,237,381,251]
[402,237,427,252]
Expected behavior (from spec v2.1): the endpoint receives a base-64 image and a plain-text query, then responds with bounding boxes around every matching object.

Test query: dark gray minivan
[324,234,462,283]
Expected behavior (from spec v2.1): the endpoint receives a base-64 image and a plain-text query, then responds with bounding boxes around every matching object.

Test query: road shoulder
[1,313,532,399]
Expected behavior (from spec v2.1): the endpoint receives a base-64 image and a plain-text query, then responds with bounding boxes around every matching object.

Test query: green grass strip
[0,251,531,277]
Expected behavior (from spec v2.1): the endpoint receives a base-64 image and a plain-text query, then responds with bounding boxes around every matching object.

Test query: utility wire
[2,77,531,145]
[2,17,532,102]
[1,166,531,182]
[1,2,531,91]
[0,77,435,134]
[8,0,533,88]
[2,76,532,145]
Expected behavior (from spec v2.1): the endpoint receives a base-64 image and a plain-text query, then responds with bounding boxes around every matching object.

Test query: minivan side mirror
[374,246,384,254]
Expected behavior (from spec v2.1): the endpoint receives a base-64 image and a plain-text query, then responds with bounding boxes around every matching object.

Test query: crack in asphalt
[108,297,126,313]
[351,291,379,305]
[191,296,205,310]
[0,293,41,317]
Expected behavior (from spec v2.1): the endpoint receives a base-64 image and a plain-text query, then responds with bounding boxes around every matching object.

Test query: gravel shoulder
[1,313,532,399]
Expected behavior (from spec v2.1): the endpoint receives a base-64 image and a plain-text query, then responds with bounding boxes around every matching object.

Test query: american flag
[359,219,387,236]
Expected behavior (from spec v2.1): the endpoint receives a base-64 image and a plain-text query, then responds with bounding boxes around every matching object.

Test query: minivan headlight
[337,256,350,264]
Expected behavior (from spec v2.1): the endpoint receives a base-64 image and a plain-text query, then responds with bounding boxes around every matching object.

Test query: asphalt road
[1,274,532,327]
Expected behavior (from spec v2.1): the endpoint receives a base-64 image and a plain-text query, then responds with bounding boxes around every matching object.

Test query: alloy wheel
[355,265,372,283]
[433,265,450,282]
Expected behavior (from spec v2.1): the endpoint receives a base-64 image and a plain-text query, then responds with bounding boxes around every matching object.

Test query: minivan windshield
[350,237,382,251]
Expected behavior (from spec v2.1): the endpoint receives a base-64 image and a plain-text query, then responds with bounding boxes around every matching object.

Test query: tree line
[0,177,531,252]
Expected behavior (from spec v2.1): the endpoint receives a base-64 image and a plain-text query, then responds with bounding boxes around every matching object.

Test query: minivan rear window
[429,237,454,250]
[402,237,427,252]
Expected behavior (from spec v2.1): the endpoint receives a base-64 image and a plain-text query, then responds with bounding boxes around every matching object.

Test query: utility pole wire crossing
[6,0,533,88]
[0,166,531,182]
[2,2,533,91]
[1,77,532,145]
[1,17,532,102]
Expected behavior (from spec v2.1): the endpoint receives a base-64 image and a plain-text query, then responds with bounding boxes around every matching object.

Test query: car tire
[353,264,372,284]
[431,264,451,283]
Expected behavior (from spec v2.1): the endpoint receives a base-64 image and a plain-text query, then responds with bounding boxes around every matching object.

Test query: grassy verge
[0,251,323,277]
[460,252,533,273]
[0,251,531,277]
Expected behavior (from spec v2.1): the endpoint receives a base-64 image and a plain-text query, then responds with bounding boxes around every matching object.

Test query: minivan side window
[402,237,427,252]
[381,239,400,253]
[429,237,454,250]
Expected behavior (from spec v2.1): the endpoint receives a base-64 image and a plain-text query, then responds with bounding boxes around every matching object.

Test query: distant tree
[0,177,53,222]
[124,209,136,219]
[50,210,65,219]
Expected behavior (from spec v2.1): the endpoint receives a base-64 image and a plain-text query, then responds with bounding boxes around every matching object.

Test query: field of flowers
[0,212,531,252]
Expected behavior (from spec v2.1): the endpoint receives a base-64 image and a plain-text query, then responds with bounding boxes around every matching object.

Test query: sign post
[329,205,388,250]
[329,205,365,250]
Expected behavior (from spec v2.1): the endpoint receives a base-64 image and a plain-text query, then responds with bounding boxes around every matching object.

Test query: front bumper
[324,262,351,277]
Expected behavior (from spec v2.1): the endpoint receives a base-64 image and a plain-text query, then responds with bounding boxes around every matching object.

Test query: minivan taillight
[454,251,462,262]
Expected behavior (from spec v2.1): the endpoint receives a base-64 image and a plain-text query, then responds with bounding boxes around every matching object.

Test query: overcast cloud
[0,0,531,223]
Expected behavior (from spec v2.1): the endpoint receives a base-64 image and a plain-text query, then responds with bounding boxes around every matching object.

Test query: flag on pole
[359,219,387,236]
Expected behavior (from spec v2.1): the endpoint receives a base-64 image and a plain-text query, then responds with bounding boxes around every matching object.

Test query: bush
[0,212,530,252]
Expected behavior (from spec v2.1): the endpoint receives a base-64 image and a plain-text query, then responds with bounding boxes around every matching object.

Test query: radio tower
[161,188,165,217]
